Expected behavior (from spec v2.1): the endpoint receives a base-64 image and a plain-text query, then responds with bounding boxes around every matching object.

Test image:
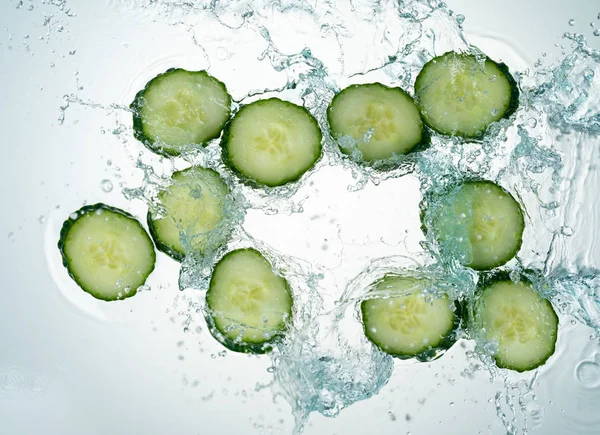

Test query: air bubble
[583,69,595,80]
[568,19,576,26]
[576,361,600,388]
[100,179,113,192]
[594,29,600,37]
[456,14,465,25]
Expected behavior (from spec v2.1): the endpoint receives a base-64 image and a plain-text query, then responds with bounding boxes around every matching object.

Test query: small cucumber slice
[147,166,231,261]
[361,275,458,361]
[327,83,427,162]
[473,275,558,372]
[414,51,519,138]
[222,98,322,187]
[206,249,293,353]
[58,204,156,301]
[132,68,231,156]
[422,180,525,270]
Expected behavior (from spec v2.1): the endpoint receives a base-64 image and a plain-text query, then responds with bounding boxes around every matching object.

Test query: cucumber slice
[206,249,293,353]
[221,98,322,187]
[327,83,427,162]
[147,166,231,261]
[58,204,156,301]
[414,51,519,138]
[132,68,231,157]
[473,275,558,372]
[361,275,458,361]
[422,180,524,270]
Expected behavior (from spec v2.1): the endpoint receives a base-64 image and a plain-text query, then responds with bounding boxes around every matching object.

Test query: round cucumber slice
[473,274,558,372]
[205,248,293,353]
[361,275,458,361]
[132,68,232,157]
[414,51,519,138]
[422,180,525,270]
[221,98,322,187]
[58,204,156,301]
[327,83,427,162]
[147,166,231,261]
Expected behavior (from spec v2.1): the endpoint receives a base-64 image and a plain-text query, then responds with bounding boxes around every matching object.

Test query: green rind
[327,83,431,165]
[205,248,293,354]
[131,68,232,158]
[57,203,156,302]
[419,178,525,271]
[220,98,323,188]
[472,271,559,372]
[414,51,520,139]
[146,209,185,262]
[360,274,463,362]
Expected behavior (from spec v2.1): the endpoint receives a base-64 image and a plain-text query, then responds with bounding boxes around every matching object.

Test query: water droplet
[68,50,76,55]
[456,14,465,25]
[568,19,576,26]
[0,366,26,396]
[49,62,55,68]
[38,215,45,224]
[100,179,113,192]
[7,232,16,242]
[594,29,600,37]
[583,69,595,80]
[218,350,227,357]
[560,226,574,236]
[388,410,396,421]
[528,118,538,128]
[576,361,600,388]
[216,46,230,60]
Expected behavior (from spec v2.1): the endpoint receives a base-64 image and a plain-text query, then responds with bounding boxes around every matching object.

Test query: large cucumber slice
[422,180,525,270]
[205,248,293,353]
[147,166,231,261]
[327,83,427,162]
[361,275,458,361]
[473,274,558,372]
[58,204,156,301]
[221,98,322,187]
[132,68,231,157]
[414,51,519,138]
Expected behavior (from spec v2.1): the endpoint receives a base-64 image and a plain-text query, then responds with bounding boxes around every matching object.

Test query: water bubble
[568,19,576,26]
[38,215,45,224]
[7,232,16,242]
[100,179,113,192]
[528,118,538,128]
[594,29,600,37]
[560,226,574,236]
[0,366,26,396]
[456,14,465,25]
[68,50,76,55]
[576,361,600,388]
[388,411,396,421]
[583,69,595,80]
[218,350,227,357]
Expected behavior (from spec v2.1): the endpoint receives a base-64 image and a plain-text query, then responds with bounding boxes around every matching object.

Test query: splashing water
[29,0,600,433]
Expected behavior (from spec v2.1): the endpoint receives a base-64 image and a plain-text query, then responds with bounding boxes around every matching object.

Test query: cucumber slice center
[230,280,268,314]
[494,305,536,343]
[382,295,427,335]
[162,90,206,128]
[252,125,291,162]
[84,235,127,272]
[353,102,397,141]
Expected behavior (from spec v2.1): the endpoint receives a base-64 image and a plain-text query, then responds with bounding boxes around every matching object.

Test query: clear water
[2,0,600,434]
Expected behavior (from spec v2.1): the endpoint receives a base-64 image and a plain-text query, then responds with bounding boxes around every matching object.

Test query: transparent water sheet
[1,0,600,434]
